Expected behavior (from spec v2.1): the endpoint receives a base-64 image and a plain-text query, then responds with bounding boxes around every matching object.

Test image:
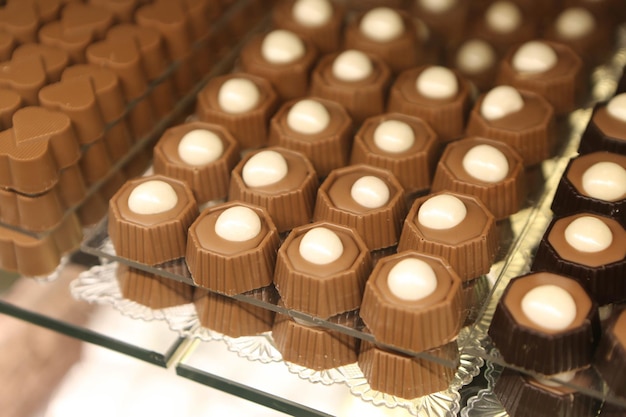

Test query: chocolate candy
[579,94,626,156]
[594,307,626,398]
[117,264,194,310]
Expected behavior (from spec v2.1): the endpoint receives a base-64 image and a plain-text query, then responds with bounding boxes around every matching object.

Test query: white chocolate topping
[455,39,496,75]
[286,99,330,135]
[535,370,577,387]
[331,49,373,82]
[462,144,509,183]
[480,85,524,120]
[416,66,458,100]
[512,41,558,74]
[292,0,332,28]
[419,0,457,14]
[582,161,626,201]
[214,206,262,242]
[298,226,344,265]
[556,7,595,40]
[350,175,390,209]
[521,284,577,331]
[177,129,224,166]
[218,78,260,114]
[373,119,415,153]
[242,150,288,187]
[418,194,467,230]
[128,180,178,215]
[564,216,613,253]
[607,93,626,123]
[387,258,438,301]
[261,29,305,64]
[359,7,404,43]
[486,1,522,34]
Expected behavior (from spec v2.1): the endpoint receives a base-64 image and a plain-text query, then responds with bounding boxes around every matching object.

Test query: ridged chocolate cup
[272,0,344,54]
[358,338,459,399]
[313,164,407,250]
[309,52,392,124]
[410,0,469,45]
[193,288,275,338]
[497,40,584,115]
[489,272,601,375]
[268,97,353,178]
[196,73,278,150]
[431,136,526,220]
[274,221,372,319]
[108,175,198,266]
[360,251,463,353]
[579,101,626,156]
[0,106,81,195]
[551,152,626,226]
[350,112,438,195]
[466,88,556,166]
[494,367,602,417]
[0,213,82,277]
[117,264,193,310]
[594,307,626,398]
[229,146,318,233]
[239,30,318,101]
[153,122,240,204]
[462,275,491,326]
[186,201,280,294]
[343,8,424,74]
[398,191,498,282]
[272,313,359,370]
[532,213,626,306]
[387,66,472,143]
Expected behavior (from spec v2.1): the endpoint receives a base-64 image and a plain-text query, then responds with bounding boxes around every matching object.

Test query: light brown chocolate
[12,42,70,83]
[0,88,22,130]
[411,0,469,45]
[0,2,40,44]
[117,264,194,309]
[274,221,371,319]
[268,97,353,178]
[0,55,47,106]
[360,251,463,353]
[186,201,280,294]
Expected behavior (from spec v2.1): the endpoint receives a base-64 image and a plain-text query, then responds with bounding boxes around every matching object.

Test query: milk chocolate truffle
[450,38,498,93]
[579,94,626,156]
[343,7,424,74]
[466,85,556,166]
[229,147,318,233]
[239,29,318,101]
[153,122,240,204]
[268,97,352,178]
[398,191,498,282]
[196,73,278,150]
[358,339,459,399]
[431,137,526,220]
[387,65,472,143]
[309,49,392,124]
[274,221,371,318]
[272,0,344,54]
[497,40,584,115]
[193,288,275,338]
[594,307,626,398]
[360,251,463,352]
[313,164,407,250]
[350,113,438,195]
[411,0,469,45]
[489,272,601,375]
[532,213,626,305]
[551,152,626,225]
[108,175,198,265]
[117,264,193,310]
[186,201,280,294]
[272,312,359,370]
[494,367,602,417]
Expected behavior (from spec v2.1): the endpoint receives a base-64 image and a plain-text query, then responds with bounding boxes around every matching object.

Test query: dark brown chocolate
[313,164,407,250]
[398,191,498,282]
[273,221,371,319]
[268,97,353,178]
[594,307,626,398]
[579,101,626,156]
[551,152,626,225]
[117,264,194,309]
[489,272,601,375]
[350,112,438,195]
[186,201,280,294]
[360,251,463,353]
